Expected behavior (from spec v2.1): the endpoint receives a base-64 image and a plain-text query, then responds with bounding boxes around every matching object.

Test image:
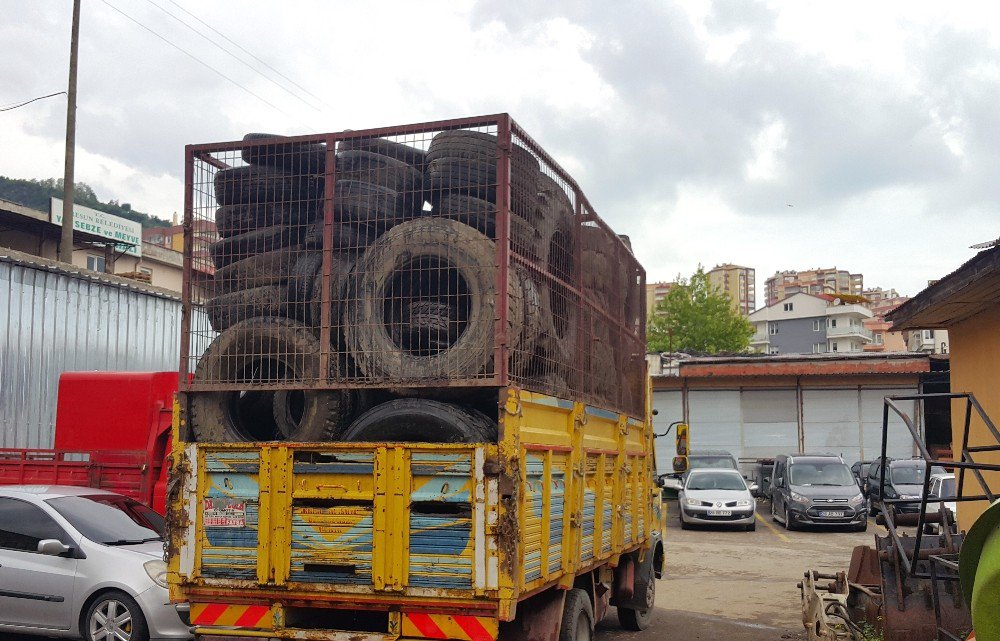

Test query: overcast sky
[2,1,998,307]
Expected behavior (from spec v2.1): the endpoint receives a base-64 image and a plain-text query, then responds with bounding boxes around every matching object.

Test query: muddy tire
[338,136,427,171]
[241,132,327,174]
[535,173,579,372]
[340,399,496,443]
[307,254,356,329]
[214,164,320,207]
[303,220,378,252]
[559,588,594,641]
[338,150,424,211]
[209,224,302,269]
[334,180,409,229]
[618,574,655,631]
[343,218,525,380]
[213,247,300,295]
[429,194,540,258]
[189,318,354,442]
[205,285,289,332]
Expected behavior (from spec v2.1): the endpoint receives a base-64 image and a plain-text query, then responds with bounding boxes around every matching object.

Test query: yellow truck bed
[168,389,660,640]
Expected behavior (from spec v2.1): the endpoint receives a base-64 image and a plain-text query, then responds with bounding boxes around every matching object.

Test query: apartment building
[748,292,874,354]
[905,328,950,354]
[645,281,675,316]
[707,263,755,315]
[765,267,863,307]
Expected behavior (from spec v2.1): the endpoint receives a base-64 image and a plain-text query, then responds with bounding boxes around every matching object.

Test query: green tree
[647,266,753,354]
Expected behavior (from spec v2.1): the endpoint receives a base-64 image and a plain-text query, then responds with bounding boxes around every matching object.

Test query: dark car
[770,453,868,531]
[865,458,943,515]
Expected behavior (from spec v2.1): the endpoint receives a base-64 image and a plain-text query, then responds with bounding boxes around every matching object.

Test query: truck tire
[308,255,355,329]
[338,150,423,203]
[430,194,540,258]
[334,180,409,230]
[241,132,326,174]
[618,575,655,631]
[535,174,579,371]
[559,588,594,641]
[340,399,496,443]
[215,201,316,239]
[209,224,302,269]
[343,218,524,380]
[205,284,289,332]
[214,164,320,207]
[213,247,300,294]
[338,136,427,171]
[190,317,353,442]
[303,219,378,251]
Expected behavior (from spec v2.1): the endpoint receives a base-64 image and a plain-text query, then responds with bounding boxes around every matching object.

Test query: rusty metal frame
[179,113,647,417]
[877,392,1000,580]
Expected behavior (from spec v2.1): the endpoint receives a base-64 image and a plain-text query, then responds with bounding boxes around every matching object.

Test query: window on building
[829,318,837,328]
[875,333,883,344]
[783,302,793,312]
[769,322,779,335]
[924,330,934,340]
[812,319,822,331]
[812,343,827,354]
[832,342,839,352]
[769,347,779,354]
[139,267,152,276]
[87,254,106,272]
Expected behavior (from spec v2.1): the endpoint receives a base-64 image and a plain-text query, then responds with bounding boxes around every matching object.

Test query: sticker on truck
[203,497,247,527]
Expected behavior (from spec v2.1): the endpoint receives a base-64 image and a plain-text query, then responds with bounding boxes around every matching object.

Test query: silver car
[0,485,191,641]
[678,469,757,531]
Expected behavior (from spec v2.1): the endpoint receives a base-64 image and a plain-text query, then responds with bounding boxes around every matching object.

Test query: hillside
[0,176,171,229]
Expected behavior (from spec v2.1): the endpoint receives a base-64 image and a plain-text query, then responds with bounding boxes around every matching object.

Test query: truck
[0,371,175,514]
[167,114,662,641]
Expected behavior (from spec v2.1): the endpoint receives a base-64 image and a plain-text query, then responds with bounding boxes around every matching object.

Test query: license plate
[707,509,732,517]
[818,511,844,518]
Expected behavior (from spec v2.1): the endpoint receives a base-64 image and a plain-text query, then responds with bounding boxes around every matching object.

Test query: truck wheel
[559,588,594,641]
[340,399,496,443]
[618,576,655,631]
[190,317,353,442]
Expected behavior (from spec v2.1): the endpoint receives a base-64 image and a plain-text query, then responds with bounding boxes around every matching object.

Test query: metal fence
[0,252,201,448]
[181,114,646,418]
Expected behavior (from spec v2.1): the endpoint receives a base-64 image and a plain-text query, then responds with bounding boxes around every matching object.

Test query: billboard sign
[50,197,142,257]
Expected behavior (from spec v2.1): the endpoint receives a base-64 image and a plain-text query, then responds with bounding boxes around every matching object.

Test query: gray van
[769,453,868,531]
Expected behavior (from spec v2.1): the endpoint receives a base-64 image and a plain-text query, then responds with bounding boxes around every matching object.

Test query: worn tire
[241,132,327,174]
[559,588,595,641]
[618,574,656,631]
[209,224,303,269]
[307,255,356,330]
[213,247,300,295]
[340,399,496,443]
[430,194,540,258]
[215,201,318,239]
[214,164,320,207]
[205,284,289,332]
[303,219,378,251]
[338,150,423,209]
[535,174,579,371]
[189,317,354,442]
[338,136,427,171]
[334,180,409,229]
[343,218,524,380]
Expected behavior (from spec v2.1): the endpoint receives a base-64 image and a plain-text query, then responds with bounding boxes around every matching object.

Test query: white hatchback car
[0,486,191,641]
[678,469,757,531]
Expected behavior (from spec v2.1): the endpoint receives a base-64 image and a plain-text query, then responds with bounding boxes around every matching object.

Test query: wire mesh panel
[181,115,646,440]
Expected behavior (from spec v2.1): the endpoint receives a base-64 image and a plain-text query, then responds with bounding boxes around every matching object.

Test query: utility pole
[59,0,81,264]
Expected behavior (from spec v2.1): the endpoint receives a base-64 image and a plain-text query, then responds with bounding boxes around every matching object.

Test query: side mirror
[672,456,689,473]
[775,477,784,488]
[749,482,760,494]
[37,539,71,556]
[675,424,689,456]
[662,477,683,491]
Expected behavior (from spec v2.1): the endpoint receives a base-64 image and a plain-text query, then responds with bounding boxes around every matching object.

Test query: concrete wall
[770,316,825,354]
[949,304,1000,529]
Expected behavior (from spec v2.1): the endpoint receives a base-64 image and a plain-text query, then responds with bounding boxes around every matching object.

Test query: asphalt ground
[596,499,877,641]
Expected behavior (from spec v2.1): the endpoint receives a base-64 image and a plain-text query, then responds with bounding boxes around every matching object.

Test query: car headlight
[848,494,865,507]
[144,559,168,588]
[684,498,700,506]
[736,500,752,507]
[790,491,809,503]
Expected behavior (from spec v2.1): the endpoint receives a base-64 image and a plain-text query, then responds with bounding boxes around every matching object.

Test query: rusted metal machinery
[802,392,1000,641]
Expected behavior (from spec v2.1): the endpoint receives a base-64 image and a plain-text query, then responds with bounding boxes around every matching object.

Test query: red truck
[0,371,176,515]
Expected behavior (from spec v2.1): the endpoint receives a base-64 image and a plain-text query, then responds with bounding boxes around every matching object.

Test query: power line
[164,0,332,111]
[0,91,67,112]
[100,0,316,131]
[141,0,324,113]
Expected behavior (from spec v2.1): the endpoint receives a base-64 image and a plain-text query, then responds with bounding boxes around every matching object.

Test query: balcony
[750,332,770,345]
[827,325,874,340]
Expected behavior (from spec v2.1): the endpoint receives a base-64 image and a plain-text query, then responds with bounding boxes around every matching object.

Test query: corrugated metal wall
[0,255,200,448]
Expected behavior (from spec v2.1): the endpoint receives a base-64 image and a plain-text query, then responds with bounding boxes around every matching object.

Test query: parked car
[865,458,944,515]
[770,454,868,531]
[661,450,741,492]
[925,472,957,533]
[0,485,191,641]
[678,469,756,531]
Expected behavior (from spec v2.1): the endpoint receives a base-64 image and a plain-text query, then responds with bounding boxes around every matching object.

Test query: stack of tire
[190,129,617,445]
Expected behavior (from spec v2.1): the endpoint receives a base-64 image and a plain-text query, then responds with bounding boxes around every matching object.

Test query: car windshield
[46,496,160,545]
[789,462,855,486]
[890,464,925,485]
[87,496,166,536]
[687,472,746,491]
[689,456,736,470]
[939,478,956,498]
